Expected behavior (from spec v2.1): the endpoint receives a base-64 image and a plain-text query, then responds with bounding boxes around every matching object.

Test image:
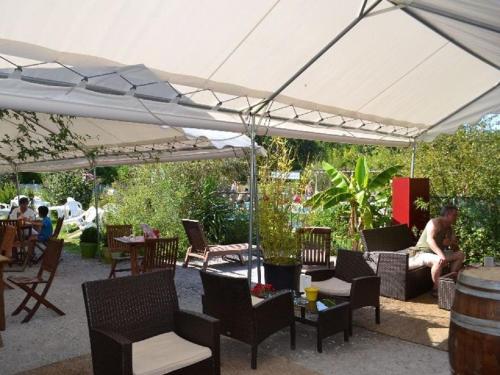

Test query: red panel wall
[392,177,430,231]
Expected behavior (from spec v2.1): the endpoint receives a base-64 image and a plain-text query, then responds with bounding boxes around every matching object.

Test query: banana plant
[305,157,401,249]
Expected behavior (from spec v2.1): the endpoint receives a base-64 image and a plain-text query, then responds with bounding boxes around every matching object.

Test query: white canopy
[0,105,260,172]
[0,0,499,152]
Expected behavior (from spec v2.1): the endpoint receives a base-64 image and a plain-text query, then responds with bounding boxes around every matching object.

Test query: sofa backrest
[361,224,416,252]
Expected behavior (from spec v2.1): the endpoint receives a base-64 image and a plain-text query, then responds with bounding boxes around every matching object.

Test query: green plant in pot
[80,226,99,259]
[258,138,303,291]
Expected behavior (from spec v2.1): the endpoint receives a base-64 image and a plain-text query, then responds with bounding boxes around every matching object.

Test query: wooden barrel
[449,267,500,374]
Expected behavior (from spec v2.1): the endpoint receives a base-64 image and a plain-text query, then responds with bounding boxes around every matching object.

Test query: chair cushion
[132,331,212,375]
[312,277,351,297]
[251,295,264,306]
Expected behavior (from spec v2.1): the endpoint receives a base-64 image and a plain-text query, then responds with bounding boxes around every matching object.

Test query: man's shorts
[410,249,454,268]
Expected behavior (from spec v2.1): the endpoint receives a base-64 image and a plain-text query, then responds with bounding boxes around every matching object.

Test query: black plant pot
[263,262,302,291]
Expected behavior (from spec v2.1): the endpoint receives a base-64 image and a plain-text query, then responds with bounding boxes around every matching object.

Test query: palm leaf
[323,192,352,209]
[368,165,402,190]
[355,157,369,189]
[322,161,348,187]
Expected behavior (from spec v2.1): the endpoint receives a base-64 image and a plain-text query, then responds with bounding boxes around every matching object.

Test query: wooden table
[0,255,10,330]
[114,236,145,275]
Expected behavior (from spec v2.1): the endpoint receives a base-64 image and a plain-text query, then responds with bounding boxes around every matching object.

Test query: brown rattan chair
[297,227,332,271]
[106,224,133,278]
[8,238,65,323]
[82,270,220,375]
[307,249,380,335]
[360,224,433,300]
[143,237,178,276]
[182,219,252,270]
[200,270,295,369]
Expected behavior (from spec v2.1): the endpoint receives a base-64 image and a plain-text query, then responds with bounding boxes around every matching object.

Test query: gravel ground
[0,251,449,375]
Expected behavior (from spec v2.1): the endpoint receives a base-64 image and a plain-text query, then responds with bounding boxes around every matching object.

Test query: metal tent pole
[410,143,417,178]
[14,167,21,205]
[247,114,257,285]
[93,165,100,255]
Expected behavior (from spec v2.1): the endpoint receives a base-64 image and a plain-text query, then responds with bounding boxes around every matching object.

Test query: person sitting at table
[9,197,37,221]
[26,205,52,255]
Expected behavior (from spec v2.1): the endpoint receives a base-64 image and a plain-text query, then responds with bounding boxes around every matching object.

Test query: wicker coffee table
[439,272,458,310]
[294,297,350,352]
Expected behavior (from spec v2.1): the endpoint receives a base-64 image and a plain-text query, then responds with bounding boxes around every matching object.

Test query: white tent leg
[410,142,417,178]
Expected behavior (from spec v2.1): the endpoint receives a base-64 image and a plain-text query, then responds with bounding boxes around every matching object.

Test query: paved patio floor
[0,250,450,374]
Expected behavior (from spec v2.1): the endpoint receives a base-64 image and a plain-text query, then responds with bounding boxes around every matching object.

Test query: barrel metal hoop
[456,284,500,301]
[459,273,500,291]
[451,311,500,337]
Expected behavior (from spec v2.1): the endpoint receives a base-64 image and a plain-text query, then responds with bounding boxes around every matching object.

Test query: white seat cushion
[251,295,266,306]
[133,332,212,375]
[312,277,351,297]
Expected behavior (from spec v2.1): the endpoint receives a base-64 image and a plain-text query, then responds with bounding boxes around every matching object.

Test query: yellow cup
[304,287,319,302]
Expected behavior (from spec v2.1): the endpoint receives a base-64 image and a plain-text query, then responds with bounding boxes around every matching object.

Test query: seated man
[414,205,465,296]
[9,197,37,221]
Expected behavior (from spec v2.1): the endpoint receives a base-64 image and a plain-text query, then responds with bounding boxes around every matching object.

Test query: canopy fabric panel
[0,0,499,148]
[0,84,262,173]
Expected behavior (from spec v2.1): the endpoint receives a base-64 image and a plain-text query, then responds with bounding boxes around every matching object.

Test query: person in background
[9,197,37,221]
[304,181,314,200]
[414,205,465,296]
[28,206,53,243]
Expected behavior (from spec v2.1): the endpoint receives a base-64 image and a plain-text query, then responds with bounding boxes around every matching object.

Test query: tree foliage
[0,110,90,163]
[42,170,94,208]
[105,158,249,255]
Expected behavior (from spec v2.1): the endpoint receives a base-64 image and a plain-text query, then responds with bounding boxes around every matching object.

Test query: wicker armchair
[200,271,295,370]
[360,225,433,300]
[82,270,220,375]
[307,249,380,335]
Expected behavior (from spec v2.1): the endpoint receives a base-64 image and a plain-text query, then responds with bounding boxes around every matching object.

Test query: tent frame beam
[390,1,499,70]
[418,82,499,138]
[249,0,383,116]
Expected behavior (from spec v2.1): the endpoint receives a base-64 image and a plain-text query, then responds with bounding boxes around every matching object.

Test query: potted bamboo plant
[258,138,304,291]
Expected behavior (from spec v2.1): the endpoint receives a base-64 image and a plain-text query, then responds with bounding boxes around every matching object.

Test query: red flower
[251,283,275,298]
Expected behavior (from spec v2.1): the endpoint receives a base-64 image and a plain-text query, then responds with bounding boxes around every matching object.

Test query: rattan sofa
[360,224,433,301]
[82,270,220,375]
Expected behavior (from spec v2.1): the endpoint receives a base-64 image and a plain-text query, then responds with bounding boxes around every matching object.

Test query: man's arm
[426,220,446,261]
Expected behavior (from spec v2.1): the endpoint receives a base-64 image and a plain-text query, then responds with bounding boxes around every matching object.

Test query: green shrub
[65,223,79,233]
[80,226,98,243]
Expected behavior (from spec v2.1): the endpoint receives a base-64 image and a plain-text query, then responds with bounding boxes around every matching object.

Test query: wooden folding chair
[7,239,65,323]
[0,219,32,271]
[143,237,178,276]
[32,217,64,264]
[0,226,17,290]
[106,224,133,279]
[297,227,332,271]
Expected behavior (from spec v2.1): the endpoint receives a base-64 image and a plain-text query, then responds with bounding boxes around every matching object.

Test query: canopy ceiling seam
[355,40,449,113]
[200,0,281,87]
[0,72,420,143]
[417,82,500,138]
[0,52,428,137]
[390,1,500,70]
[248,0,383,116]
